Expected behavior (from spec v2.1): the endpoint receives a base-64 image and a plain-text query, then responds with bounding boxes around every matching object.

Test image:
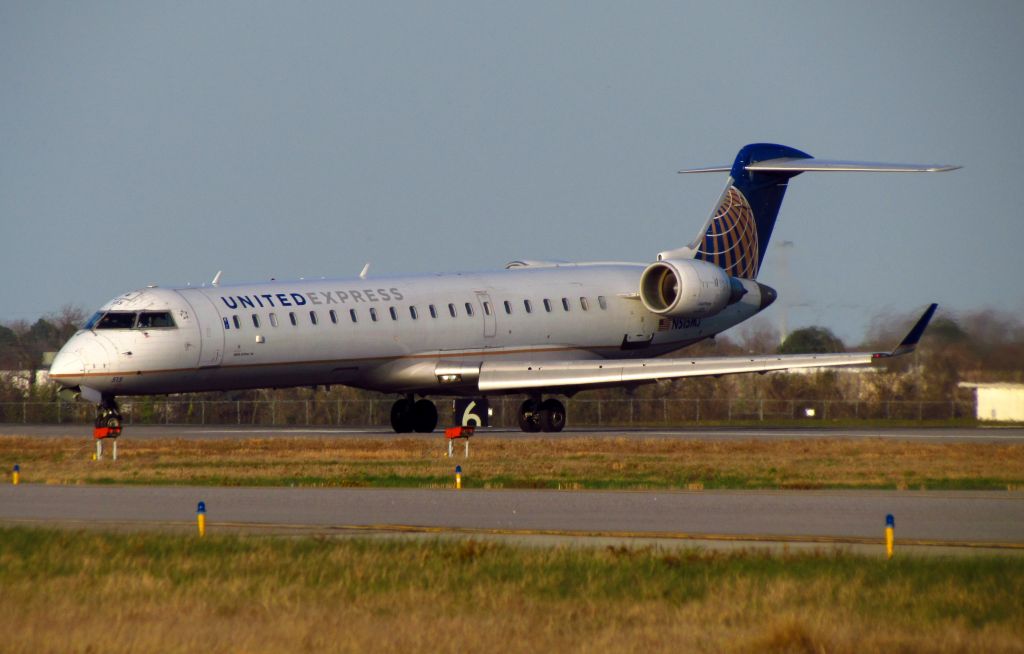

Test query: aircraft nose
[49,334,112,387]
[757,282,777,310]
[49,348,84,387]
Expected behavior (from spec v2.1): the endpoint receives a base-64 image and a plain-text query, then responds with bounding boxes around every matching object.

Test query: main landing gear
[517,397,566,433]
[387,396,566,433]
[390,396,439,433]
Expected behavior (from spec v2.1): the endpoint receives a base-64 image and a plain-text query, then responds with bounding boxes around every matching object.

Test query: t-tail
[666,143,960,279]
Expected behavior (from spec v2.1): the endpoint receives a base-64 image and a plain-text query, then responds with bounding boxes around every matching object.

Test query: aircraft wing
[477,304,937,393]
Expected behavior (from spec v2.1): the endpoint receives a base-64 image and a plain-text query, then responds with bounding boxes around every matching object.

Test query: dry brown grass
[2,527,1023,653]
[13,592,1020,654]
[2,434,1023,490]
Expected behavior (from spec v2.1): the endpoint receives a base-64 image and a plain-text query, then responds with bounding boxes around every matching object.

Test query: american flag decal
[695,186,759,278]
[657,318,673,332]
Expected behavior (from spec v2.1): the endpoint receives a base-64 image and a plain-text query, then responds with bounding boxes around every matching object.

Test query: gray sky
[2,1,1022,343]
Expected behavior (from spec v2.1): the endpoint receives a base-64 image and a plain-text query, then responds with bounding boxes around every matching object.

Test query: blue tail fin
[689,143,811,279]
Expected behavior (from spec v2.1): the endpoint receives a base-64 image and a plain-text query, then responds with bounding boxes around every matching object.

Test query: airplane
[48,143,956,437]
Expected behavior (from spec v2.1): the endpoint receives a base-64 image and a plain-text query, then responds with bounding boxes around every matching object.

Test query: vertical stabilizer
[687,143,811,279]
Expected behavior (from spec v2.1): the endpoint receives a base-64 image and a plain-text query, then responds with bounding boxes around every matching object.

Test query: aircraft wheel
[539,398,566,433]
[518,399,542,433]
[412,399,438,433]
[94,399,123,434]
[390,399,415,433]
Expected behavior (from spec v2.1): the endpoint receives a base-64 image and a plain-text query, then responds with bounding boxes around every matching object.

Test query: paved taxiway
[4,424,1023,443]
[2,485,1022,552]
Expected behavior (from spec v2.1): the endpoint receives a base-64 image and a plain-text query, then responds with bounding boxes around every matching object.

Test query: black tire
[412,399,438,433]
[390,399,414,433]
[518,399,542,433]
[539,398,566,433]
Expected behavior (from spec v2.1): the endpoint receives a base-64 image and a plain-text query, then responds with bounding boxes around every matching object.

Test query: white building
[959,383,1024,422]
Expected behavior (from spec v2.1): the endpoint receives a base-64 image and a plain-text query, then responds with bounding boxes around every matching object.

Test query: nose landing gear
[94,398,122,440]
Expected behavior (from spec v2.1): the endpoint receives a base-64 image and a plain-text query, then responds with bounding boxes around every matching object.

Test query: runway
[5,425,1020,553]
[3,485,1022,553]
[4,423,1024,443]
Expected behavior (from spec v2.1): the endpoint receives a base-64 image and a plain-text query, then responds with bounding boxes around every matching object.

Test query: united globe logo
[695,186,759,278]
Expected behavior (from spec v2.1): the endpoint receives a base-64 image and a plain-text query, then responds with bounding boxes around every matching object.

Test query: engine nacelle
[639,258,745,318]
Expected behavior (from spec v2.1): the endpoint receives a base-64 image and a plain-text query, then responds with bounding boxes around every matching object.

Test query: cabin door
[475,291,497,339]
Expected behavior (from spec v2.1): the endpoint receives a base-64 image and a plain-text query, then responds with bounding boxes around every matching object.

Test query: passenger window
[561,298,570,311]
[580,297,589,311]
[350,309,358,323]
[598,295,608,310]
[222,317,230,330]
[429,304,438,319]
[289,312,297,326]
[269,313,279,327]
[410,306,418,320]
[310,310,318,325]
[370,308,378,322]
[524,300,533,314]
[543,299,552,312]
[448,303,457,318]
[329,309,338,324]
[465,302,474,317]
[483,302,492,316]
[389,307,398,321]
[252,314,260,328]
[232,315,241,329]
[503,300,512,315]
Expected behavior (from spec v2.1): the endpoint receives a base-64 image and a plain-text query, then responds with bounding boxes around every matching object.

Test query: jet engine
[639,258,746,318]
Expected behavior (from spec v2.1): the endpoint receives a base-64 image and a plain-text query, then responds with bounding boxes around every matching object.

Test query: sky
[2,1,1022,343]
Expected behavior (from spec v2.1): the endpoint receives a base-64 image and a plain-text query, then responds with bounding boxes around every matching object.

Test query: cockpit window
[95,312,136,329]
[82,312,104,330]
[137,311,176,328]
[89,311,177,330]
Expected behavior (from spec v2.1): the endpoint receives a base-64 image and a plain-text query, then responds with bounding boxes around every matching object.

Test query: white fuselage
[49,263,768,397]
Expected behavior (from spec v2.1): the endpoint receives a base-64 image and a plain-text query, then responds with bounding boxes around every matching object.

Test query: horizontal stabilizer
[680,158,960,174]
[678,165,732,174]
[745,158,961,173]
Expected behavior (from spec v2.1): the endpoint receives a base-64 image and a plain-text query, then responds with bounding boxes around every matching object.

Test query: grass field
[1,526,1022,653]
[3,434,1023,490]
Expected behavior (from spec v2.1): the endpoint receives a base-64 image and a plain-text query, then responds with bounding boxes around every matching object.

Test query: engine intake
[639,259,746,318]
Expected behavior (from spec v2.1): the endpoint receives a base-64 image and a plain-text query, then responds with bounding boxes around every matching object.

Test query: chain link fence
[0,397,976,427]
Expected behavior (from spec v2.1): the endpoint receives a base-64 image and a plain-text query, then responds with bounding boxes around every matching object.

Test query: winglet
[874,303,939,359]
